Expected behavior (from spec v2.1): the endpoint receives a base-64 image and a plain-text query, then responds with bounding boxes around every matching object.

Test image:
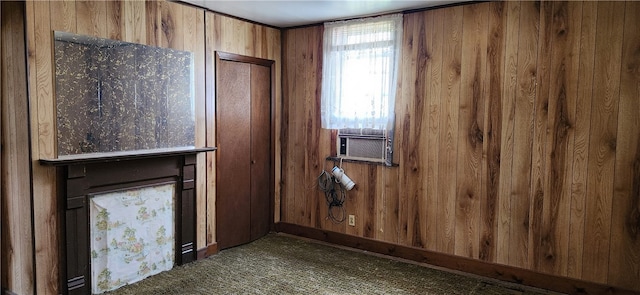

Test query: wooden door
[216,60,252,249]
[216,55,272,250]
[249,64,271,241]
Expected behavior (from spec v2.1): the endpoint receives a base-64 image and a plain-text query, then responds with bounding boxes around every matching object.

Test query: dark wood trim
[269,55,276,232]
[275,222,634,295]
[39,147,216,166]
[197,243,219,260]
[2,289,18,295]
[58,154,199,294]
[216,51,275,67]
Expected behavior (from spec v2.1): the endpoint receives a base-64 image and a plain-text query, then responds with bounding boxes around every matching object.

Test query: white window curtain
[321,14,403,130]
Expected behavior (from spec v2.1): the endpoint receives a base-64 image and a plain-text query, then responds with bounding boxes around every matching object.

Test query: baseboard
[275,222,634,295]
[197,242,218,260]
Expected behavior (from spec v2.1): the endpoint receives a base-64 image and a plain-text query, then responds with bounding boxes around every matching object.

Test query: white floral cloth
[90,183,175,294]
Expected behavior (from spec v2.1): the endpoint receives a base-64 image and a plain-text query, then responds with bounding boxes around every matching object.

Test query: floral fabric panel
[90,183,176,294]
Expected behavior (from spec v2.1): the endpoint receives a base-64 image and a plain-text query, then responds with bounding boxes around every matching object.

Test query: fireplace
[41,147,213,294]
[89,182,176,293]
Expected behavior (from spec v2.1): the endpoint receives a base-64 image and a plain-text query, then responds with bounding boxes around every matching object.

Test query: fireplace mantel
[40,147,216,166]
[43,147,214,294]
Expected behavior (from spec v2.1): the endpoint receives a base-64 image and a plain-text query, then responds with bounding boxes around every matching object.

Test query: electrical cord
[317,170,346,223]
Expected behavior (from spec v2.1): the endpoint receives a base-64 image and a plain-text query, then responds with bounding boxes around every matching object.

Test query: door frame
[213,51,276,238]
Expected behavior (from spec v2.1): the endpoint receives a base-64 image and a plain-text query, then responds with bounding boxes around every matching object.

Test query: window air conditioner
[337,128,387,162]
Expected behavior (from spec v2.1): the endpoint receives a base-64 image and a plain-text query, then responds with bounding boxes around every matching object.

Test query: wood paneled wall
[1,2,33,293]
[8,1,281,293]
[24,1,206,293]
[281,1,640,291]
[204,12,281,245]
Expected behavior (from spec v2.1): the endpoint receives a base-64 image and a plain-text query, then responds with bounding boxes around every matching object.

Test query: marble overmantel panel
[54,31,195,157]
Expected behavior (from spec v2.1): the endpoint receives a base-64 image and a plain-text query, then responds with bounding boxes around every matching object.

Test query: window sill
[326,156,399,167]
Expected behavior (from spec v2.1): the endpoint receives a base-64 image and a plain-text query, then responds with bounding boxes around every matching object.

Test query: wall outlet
[348,215,356,226]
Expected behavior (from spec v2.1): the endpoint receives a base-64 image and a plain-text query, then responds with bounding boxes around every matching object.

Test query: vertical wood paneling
[144,0,160,46]
[608,1,640,290]
[161,1,183,49]
[271,27,283,224]
[436,5,462,255]
[25,1,212,291]
[1,3,34,293]
[567,1,597,279]
[582,1,625,283]
[106,1,122,40]
[292,27,307,226]
[397,13,412,246]
[182,6,207,250]
[496,0,520,265]
[455,3,488,259]
[76,1,107,37]
[281,1,639,291]
[508,1,539,269]
[303,26,320,229]
[381,167,399,243]
[204,13,218,244]
[204,11,281,245]
[529,1,552,271]
[398,10,423,247]
[32,0,59,293]
[480,1,506,263]
[282,1,640,290]
[537,1,582,276]
[280,28,292,224]
[122,0,145,43]
[425,9,442,252]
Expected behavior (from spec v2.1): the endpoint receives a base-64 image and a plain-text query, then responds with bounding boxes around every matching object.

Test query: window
[321,14,403,165]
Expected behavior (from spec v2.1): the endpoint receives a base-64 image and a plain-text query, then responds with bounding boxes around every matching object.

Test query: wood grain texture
[249,63,272,241]
[76,1,106,37]
[281,0,639,292]
[508,1,538,270]
[32,1,60,293]
[480,1,506,263]
[216,60,252,249]
[537,1,582,276]
[582,1,625,283]
[496,0,520,265]
[398,10,421,247]
[608,1,640,289]
[1,2,34,294]
[529,0,552,272]
[436,5,463,255]
[425,9,442,252]
[567,1,596,279]
[25,1,211,292]
[181,6,207,249]
[455,3,487,259]
[204,11,281,245]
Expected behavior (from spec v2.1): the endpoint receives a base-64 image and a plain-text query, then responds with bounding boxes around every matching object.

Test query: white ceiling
[180,0,465,28]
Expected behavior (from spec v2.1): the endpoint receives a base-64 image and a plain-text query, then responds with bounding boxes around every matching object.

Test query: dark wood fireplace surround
[41,147,214,294]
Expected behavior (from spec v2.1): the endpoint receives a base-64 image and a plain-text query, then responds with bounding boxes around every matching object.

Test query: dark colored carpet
[107,233,555,295]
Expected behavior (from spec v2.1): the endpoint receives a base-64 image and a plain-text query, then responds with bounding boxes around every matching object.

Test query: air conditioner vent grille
[337,128,388,162]
[347,137,386,159]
